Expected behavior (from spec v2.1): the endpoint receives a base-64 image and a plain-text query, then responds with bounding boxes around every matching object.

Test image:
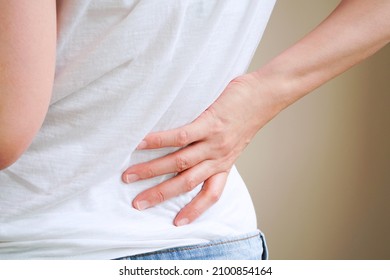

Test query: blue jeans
[113,230,268,260]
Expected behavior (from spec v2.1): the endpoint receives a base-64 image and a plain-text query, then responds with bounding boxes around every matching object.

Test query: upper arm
[0,0,57,169]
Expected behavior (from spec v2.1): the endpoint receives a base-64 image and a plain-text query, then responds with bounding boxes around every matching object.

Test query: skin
[122,0,390,226]
[1,1,389,225]
[0,0,57,169]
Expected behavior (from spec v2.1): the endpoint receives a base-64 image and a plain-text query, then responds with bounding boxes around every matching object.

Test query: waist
[0,166,257,259]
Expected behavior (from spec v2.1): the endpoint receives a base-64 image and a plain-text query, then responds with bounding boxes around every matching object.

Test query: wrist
[248,65,295,114]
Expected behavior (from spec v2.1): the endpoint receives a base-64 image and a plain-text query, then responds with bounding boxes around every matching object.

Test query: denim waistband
[114,230,268,260]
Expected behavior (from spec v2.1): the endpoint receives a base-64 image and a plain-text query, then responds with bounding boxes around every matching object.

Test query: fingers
[122,143,209,183]
[125,108,233,226]
[137,126,201,150]
[132,160,218,210]
[136,110,215,150]
[174,172,228,226]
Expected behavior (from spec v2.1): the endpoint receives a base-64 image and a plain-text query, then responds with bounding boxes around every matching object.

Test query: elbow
[0,142,28,171]
[0,157,18,171]
[0,121,44,171]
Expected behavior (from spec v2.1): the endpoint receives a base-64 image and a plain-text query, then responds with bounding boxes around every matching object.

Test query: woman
[0,0,389,260]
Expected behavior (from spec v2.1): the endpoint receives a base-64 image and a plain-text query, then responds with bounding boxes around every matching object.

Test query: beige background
[236,0,390,259]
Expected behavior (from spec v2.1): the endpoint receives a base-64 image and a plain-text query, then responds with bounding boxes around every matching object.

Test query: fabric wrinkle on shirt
[0,0,276,259]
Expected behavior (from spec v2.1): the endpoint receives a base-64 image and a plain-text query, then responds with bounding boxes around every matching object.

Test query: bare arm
[254,0,390,111]
[122,0,390,226]
[0,0,57,169]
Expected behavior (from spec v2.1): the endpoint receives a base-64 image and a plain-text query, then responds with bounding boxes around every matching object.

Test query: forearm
[253,0,390,111]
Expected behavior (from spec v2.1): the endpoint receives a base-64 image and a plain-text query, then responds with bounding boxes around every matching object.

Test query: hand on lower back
[122,72,282,226]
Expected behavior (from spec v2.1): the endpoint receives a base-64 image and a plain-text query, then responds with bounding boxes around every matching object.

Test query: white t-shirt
[0,0,276,259]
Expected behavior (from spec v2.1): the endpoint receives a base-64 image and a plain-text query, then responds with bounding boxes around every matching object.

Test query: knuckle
[229,76,244,85]
[176,130,189,146]
[184,176,197,192]
[155,189,165,203]
[207,190,221,203]
[175,156,189,172]
[211,123,224,138]
[228,75,253,88]
[216,139,232,154]
[152,135,163,148]
[201,108,214,120]
[144,167,156,179]
[206,109,224,135]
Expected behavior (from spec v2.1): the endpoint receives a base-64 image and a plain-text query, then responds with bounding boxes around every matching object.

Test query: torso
[0,0,276,259]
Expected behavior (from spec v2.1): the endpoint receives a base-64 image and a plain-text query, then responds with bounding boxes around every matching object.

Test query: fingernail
[137,140,147,150]
[125,174,139,183]
[176,218,189,226]
[136,200,150,210]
